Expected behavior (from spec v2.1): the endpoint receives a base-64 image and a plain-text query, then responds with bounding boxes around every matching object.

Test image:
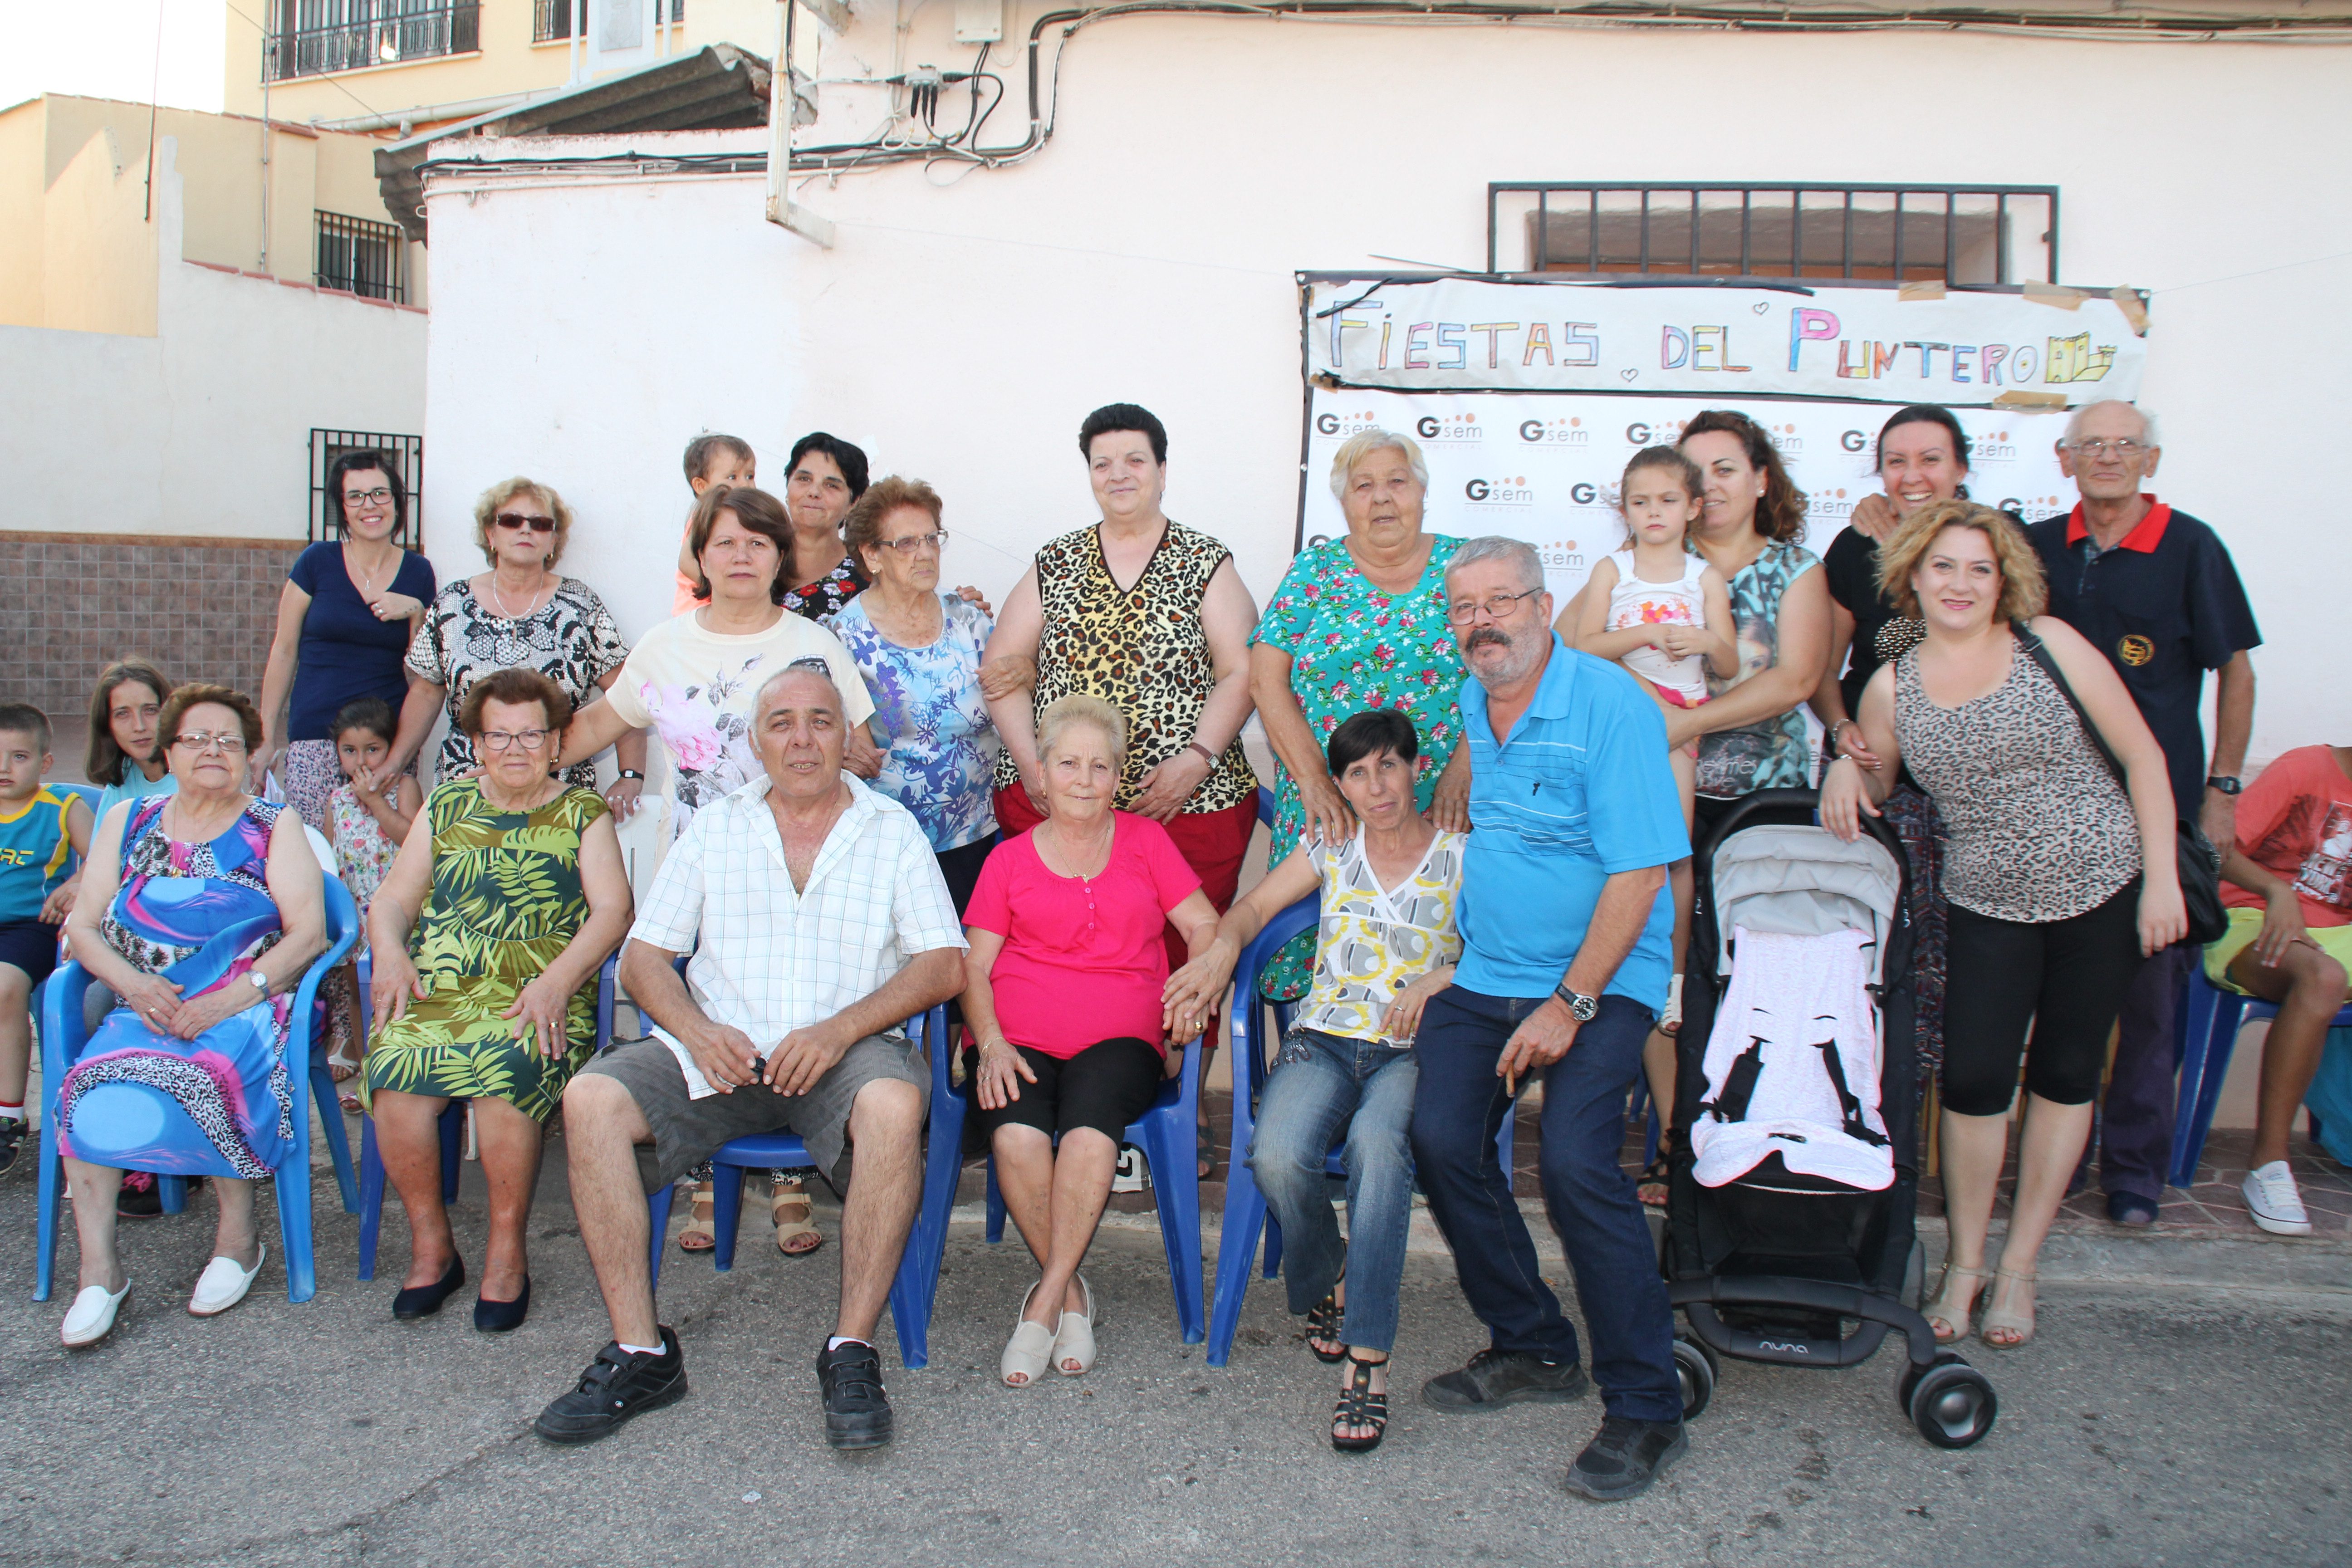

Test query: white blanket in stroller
[1689,926,1893,1192]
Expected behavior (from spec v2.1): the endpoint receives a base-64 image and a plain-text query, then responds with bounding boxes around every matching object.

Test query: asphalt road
[5,1167,2348,1568]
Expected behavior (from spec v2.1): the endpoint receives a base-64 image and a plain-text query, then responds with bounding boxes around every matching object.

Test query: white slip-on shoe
[62,1281,131,1348]
[188,1245,267,1316]
[2243,1161,2313,1237]
[1052,1273,1098,1377]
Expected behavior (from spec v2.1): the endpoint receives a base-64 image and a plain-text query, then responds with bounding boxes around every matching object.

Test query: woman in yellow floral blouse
[362,667,633,1329]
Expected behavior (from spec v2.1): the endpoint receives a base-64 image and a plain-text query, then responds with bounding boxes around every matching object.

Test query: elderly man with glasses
[1406,535,1692,1502]
[2028,401,2263,1230]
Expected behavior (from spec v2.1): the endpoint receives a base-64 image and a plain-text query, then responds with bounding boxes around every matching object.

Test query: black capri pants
[973,1036,1165,1145]
[1940,878,2143,1117]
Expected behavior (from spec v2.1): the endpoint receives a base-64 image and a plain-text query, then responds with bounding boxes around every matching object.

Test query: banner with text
[1304,277,2147,405]
[1302,389,2077,605]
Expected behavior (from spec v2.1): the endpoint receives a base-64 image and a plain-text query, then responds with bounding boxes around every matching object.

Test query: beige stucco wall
[223,3,583,125]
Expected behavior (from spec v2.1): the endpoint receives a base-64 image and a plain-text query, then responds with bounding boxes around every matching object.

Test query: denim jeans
[1245,1026,1419,1353]
[1411,985,1681,1424]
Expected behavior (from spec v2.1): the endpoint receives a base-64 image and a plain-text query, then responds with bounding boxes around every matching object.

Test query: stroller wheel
[1672,1336,1717,1421]
[1903,1357,1997,1448]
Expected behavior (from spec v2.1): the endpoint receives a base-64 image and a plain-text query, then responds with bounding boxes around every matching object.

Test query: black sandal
[1304,1286,1346,1363]
[1332,1351,1389,1453]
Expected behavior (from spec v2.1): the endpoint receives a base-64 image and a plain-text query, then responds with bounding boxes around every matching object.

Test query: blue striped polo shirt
[1455,634,1689,1010]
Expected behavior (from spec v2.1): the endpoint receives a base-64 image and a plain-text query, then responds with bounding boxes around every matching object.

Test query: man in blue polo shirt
[1410,535,1691,1502]
[2030,400,2261,1228]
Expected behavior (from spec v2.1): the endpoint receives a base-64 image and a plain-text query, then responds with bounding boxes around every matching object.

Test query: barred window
[314,211,406,304]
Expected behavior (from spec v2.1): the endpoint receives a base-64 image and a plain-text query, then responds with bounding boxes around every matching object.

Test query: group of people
[5,393,2342,1502]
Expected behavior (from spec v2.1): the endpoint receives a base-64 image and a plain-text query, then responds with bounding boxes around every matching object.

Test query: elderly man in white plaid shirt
[535,665,966,1453]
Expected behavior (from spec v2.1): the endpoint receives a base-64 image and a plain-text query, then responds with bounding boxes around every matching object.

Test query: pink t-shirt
[964,811,1203,1059]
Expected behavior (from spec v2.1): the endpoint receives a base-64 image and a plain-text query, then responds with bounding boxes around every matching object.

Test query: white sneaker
[188,1245,266,1316]
[62,1280,130,1348]
[2242,1161,2313,1237]
[1111,1145,1146,1194]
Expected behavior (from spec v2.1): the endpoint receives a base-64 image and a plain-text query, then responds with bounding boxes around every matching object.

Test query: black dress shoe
[473,1277,531,1333]
[817,1341,893,1450]
[391,1256,466,1320]
[1421,1348,1591,1411]
[534,1329,688,1446]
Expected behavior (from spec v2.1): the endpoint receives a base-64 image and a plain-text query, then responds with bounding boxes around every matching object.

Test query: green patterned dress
[360,780,609,1121]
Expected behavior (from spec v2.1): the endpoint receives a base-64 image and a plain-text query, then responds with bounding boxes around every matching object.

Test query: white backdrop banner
[1300,389,2078,605]
[1303,277,2148,405]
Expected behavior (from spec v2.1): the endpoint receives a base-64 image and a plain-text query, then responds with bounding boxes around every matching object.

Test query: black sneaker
[817,1341,893,1450]
[1421,1348,1590,1411]
[0,1121,25,1179]
[1563,1414,1688,1502]
[533,1330,689,1446]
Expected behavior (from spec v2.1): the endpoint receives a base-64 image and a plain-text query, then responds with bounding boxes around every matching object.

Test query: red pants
[990,786,1258,982]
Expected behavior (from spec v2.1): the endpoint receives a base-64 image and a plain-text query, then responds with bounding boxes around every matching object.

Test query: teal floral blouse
[1696,537,1823,799]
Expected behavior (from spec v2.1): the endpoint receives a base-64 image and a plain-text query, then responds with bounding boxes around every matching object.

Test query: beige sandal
[1922,1262,1992,1344]
[772,1178,823,1256]
[676,1180,716,1253]
[1979,1266,2038,1349]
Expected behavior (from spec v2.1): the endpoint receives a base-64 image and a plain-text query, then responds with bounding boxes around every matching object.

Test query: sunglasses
[493,513,557,534]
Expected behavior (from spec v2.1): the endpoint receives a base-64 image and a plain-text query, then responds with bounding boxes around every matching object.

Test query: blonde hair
[471,476,576,568]
[1036,693,1127,769]
[1874,500,2047,624]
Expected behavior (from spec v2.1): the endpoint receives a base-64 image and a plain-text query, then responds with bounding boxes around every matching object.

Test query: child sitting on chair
[0,703,93,1177]
[2213,742,2352,1237]
[321,697,421,1111]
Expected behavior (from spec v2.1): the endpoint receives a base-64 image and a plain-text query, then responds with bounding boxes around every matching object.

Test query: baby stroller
[1661,788,1995,1448]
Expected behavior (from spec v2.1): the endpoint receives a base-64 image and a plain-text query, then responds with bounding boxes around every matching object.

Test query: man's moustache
[1465,628,1510,652]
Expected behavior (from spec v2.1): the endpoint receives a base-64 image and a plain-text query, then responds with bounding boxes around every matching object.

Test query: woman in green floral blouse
[362,667,633,1328]
[1248,428,1470,999]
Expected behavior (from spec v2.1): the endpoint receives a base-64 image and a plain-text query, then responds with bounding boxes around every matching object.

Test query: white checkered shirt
[628,771,968,1098]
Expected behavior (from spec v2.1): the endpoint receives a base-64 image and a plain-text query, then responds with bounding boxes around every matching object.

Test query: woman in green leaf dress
[362,667,634,1329]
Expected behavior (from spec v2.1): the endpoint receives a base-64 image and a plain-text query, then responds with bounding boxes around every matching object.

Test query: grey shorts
[578,1032,929,1195]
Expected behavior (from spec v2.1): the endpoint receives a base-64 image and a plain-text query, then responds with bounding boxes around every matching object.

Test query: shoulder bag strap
[2011,622,2127,787]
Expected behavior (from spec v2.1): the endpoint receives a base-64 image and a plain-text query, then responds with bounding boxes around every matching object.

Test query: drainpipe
[260,64,272,271]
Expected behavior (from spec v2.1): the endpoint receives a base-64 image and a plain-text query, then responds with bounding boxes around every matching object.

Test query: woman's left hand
[1380,969,1453,1044]
[977,655,1035,701]
[168,981,257,1041]
[367,591,423,623]
[1131,749,1211,822]
[954,584,995,617]
[843,728,887,780]
[1429,764,1471,834]
[502,975,572,1058]
[2137,878,2189,958]
[603,776,644,821]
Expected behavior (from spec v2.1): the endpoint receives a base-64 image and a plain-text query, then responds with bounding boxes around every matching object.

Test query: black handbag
[2014,625,2228,946]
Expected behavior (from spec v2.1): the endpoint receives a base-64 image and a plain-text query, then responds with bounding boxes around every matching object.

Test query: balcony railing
[265,1,480,81]
[535,0,681,42]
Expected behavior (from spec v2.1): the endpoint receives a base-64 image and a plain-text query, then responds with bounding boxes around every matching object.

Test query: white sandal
[1052,1274,1097,1377]
[1000,1283,1056,1387]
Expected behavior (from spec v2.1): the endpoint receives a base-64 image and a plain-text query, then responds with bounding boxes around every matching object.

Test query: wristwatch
[245,970,270,997]
[1553,985,1600,1022]
[2206,775,2242,796]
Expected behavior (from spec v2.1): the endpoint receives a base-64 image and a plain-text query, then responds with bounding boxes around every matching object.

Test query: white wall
[0,137,426,539]
[415,17,2352,765]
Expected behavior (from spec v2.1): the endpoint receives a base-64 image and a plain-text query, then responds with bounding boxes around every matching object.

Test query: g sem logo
[1841,429,1868,454]
[1518,416,1590,446]
[1316,413,1340,436]
[1417,416,1441,438]
[1626,421,1653,446]
[1464,476,1535,505]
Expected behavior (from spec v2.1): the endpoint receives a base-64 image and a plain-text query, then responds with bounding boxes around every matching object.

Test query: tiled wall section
[0,533,300,780]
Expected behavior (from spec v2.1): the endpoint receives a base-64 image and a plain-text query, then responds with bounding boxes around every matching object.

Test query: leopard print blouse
[993,521,1258,814]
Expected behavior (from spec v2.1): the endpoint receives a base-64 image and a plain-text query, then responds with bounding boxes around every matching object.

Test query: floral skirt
[360,975,593,1122]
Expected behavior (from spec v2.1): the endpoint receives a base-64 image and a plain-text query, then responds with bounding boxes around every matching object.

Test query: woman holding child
[363,668,633,1330]
[1164,710,1465,1452]
[55,685,329,1346]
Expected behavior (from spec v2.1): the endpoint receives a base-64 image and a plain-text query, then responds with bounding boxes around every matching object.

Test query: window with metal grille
[315,211,406,303]
[535,0,680,39]
[265,0,480,81]
[310,431,423,547]
[1487,184,2058,285]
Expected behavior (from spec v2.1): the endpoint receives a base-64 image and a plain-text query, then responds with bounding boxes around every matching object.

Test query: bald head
[755,662,844,723]
[754,662,848,803]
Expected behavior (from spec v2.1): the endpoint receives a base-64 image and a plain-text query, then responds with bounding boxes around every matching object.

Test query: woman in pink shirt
[962,694,1222,1389]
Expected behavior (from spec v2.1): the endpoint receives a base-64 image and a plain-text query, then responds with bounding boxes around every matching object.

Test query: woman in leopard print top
[983,404,1262,1176]
[1823,501,2184,1355]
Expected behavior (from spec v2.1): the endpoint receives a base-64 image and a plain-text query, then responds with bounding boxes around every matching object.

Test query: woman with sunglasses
[253,451,436,831]
[373,478,647,821]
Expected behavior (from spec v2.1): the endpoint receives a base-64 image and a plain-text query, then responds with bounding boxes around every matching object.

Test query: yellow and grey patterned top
[1298,829,1466,1044]
[993,520,1257,815]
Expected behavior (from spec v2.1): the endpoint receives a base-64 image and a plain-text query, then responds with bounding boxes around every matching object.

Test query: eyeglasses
[875,530,949,554]
[172,732,248,755]
[479,728,551,753]
[343,487,394,506]
[1444,587,1544,626]
[493,513,557,534]
[2065,439,2149,459]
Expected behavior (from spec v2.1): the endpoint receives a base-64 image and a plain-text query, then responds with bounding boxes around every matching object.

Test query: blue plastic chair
[2168,960,2352,1187]
[638,1003,960,1369]
[33,877,363,1304]
[1206,892,1535,1366]
[355,952,621,1280]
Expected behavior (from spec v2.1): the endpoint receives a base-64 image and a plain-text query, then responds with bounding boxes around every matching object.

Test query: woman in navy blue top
[254,451,436,831]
